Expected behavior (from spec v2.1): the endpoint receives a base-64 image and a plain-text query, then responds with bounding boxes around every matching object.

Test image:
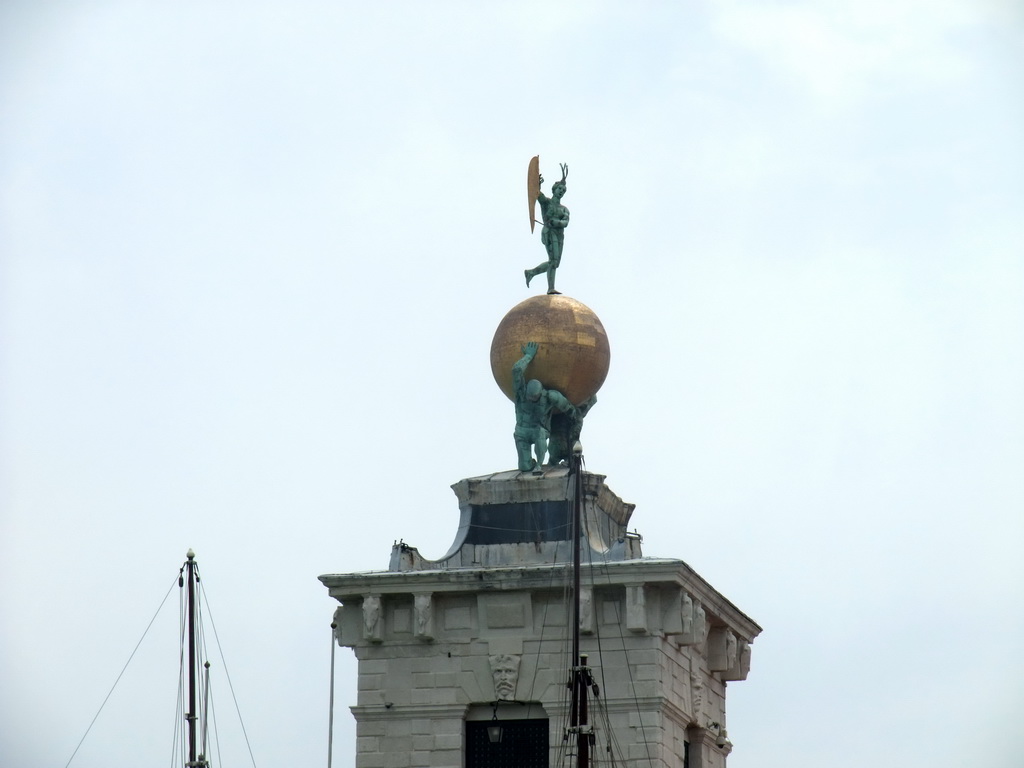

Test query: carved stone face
[363,596,380,633]
[489,654,521,701]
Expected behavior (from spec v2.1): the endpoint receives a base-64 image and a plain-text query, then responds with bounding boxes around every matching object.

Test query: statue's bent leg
[514,432,536,472]
[547,413,572,466]
[534,429,549,470]
[545,244,562,294]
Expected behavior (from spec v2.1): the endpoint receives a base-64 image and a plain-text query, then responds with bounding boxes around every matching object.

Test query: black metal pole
[572,447,582,662]
[187,550,197,768]
[570,443,589,768]
[579,654,590,768]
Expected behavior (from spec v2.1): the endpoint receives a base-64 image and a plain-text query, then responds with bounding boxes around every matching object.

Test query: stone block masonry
[321,471,760,768]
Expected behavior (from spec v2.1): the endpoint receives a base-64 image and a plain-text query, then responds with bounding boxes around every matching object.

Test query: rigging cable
[584,549,625,768]
[576,450,652,768]
[200,580,259,768]
[577,448,655,768]
[588,557,656,768]
[195,574,224,768]
[201,660,212,762]
[64,575,179,768]
[172,572,187,768]
[554,466,577,768]
[209,675,224,768]
[574,458,595,768]
[195,574,215,767]
[541,549,574,767]
[518,554,568,708]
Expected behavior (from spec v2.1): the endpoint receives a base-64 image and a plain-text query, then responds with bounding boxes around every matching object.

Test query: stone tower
[320,165,760,766]
[320,467,760,768]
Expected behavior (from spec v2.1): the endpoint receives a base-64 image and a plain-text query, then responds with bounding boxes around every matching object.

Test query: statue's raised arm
[512,341,538,398]
[525,157,570,296]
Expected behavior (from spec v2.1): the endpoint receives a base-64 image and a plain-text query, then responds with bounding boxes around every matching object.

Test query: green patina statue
[548,394,597,467]
[513,342,577,473]
[525,162,569,295]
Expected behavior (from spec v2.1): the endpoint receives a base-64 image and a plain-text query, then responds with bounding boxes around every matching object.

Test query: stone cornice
[350,702,469,721]
[320,557,760,642]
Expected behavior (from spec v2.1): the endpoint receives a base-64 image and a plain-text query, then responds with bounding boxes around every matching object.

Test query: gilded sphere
[490,295,610,406]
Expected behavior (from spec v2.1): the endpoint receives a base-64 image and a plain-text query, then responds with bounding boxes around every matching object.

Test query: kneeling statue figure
[513,342,577,473]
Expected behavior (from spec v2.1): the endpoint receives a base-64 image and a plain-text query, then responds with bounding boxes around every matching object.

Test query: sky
[1,1,1022,766]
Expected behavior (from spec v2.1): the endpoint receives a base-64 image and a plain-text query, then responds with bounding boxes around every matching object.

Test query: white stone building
[320,467,760,768]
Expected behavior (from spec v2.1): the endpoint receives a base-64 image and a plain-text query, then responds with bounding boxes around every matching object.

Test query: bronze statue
[525,159,570,295]
[548,395,596,466]
[513,342,577,473]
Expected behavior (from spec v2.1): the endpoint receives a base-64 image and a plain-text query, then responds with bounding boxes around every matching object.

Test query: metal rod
[579,654,590,768]
[201,661,210,762]
[328,622,337,768]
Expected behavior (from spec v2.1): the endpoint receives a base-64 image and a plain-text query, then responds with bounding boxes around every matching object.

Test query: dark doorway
[466,718,549,768]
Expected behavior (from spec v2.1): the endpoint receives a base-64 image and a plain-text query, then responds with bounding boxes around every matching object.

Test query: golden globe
[490,295,610,406]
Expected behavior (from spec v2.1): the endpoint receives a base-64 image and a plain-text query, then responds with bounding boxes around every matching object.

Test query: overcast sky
[2,2,1022,767]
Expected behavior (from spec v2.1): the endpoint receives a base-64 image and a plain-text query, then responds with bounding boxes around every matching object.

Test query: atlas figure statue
[513,342,577,473]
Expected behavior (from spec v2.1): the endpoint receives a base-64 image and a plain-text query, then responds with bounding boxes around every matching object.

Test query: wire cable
[200,581,258,768]
[64,576,178,768]
[577,453,655,768]
[589,560,656,768]
[171,578,187,768]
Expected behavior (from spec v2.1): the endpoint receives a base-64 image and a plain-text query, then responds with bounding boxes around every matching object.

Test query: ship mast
[182,549,208,768]
[570,443,594,768]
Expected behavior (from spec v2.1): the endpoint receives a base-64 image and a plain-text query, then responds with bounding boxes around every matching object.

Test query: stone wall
[324,560,757,768]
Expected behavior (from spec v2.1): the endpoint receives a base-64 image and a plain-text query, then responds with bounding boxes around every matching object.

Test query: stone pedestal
[320,470,760,768]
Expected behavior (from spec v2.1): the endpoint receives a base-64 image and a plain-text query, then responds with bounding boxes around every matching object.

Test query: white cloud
[709,0,986,112]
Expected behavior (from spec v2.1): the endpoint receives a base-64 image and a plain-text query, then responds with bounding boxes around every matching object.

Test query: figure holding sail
[525,156,570,295]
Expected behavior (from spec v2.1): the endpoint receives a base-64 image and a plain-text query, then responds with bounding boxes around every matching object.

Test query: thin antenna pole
[201,661,210,761]
[328,622,337,768]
